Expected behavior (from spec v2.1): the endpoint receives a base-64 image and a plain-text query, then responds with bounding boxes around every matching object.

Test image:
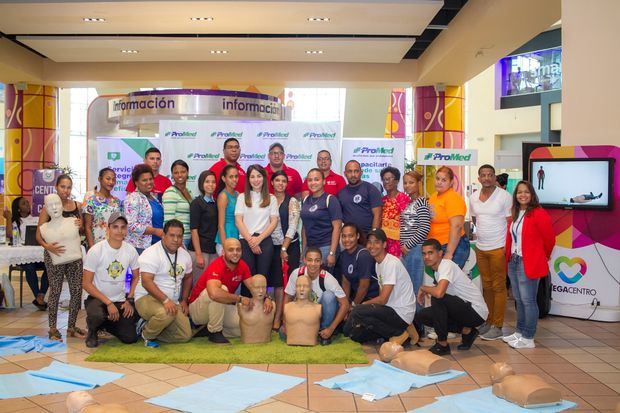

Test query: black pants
[343,304,408,343]
[22,262,48,297]
[240,235,274,296]
[414,294,485,342]
[84,296,139,344]
[270,239,300,288]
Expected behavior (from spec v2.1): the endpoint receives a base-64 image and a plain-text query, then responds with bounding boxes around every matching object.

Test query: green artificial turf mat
[86,333,368,364]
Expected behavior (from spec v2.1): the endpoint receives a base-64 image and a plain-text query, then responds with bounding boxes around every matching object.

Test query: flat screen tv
[529,158,614,210]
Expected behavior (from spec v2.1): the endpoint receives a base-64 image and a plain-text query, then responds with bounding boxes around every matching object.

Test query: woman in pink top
[380,166,410,257]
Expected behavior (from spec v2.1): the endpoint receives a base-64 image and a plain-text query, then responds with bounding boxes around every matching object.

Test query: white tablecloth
[0,245,45,268]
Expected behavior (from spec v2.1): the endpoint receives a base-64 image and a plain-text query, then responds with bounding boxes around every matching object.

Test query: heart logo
[554,256,587,284]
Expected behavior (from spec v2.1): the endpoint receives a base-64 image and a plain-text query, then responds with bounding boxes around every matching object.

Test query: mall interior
[0,0,618,412]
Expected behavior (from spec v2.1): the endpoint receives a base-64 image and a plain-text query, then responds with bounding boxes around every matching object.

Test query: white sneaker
[502,332,522,343]
[426,330,457,340]
[509,337,535,349]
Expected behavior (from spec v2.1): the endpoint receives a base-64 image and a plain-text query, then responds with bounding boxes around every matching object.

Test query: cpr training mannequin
[284,275,321,346]
[66,391,129,413]
[238,274,275,344]
[39,193,82,265]
[390,349,452,375]
[489,362,515,383]
[489,363,561,407]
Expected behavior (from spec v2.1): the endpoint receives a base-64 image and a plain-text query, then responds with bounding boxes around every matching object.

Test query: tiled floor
[0,280,619,412]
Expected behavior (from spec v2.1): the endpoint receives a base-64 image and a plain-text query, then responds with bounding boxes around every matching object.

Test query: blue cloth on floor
[0,361,123,399]
[0,335,66,356]
[410,386,577,413]
[315,360,466,399]
[146,366,305,413]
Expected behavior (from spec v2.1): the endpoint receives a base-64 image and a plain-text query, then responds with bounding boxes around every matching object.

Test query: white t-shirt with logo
[435,259,489,320]
[83,240,139,303]
[134,241,193,304]
[469,188,512,251]
[285,268,346,303]
[375,253,416,324]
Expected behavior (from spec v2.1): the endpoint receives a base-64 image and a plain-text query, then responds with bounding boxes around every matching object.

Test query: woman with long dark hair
[215,164,240,250]
[189,170,218,285]
[503,181,555,349]
[163,160,193,248]
[83,167,121,248]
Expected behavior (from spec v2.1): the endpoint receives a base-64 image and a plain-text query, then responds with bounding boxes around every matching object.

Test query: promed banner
[159,120,341,195]
[96,137,159,200]
[341,138,406,193]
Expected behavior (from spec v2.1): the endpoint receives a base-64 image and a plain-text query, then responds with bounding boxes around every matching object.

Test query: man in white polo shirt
[135,219,193,347]
[344,228,417,346]
[82,212,140,348]
[469,164,512,340]
[415,239,489,356]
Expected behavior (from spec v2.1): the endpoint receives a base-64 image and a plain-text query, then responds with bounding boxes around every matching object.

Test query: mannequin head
[44,193,63,219]
[379,342,403,362]
[296,275,311,301]
[66,391,96,413]
[490,362,515,383]
[250,274,267,300]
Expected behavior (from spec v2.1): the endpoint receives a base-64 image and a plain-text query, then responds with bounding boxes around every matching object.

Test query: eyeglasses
[269,151,284,156]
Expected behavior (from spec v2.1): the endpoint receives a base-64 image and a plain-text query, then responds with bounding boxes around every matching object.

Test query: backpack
[297,265,327,291]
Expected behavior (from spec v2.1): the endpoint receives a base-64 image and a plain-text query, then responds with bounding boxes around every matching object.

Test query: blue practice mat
[315,359,466,399]
[0,335,66,356]
[147,366,305,413]
[410,386,577,413]
[0,361,123,399]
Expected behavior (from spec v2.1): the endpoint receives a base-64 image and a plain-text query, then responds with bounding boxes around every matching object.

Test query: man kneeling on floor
[82,212,140,348]
[283,247,349,345]
[344,228,418,346]
[135,219,194,347]
[188,238,273,344]
[415,238,489,355]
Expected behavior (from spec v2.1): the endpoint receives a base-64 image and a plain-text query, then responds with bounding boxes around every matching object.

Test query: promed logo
[286,153,313,161]
[239,153,267,161]
[257,131,289,138]
[210,131,243,138]
[353,147,394,155]
[424,152,471,162]
[107,152,121,161]
[303,132,337,139]
[164,131,197,139]
[186,152,220,161]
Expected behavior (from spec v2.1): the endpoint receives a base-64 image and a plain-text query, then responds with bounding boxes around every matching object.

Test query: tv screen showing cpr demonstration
[529,158,614,210]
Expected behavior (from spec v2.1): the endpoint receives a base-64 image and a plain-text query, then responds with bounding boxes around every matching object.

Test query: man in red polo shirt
[302,150,346,197]
[188,238,272,343]
[209,138,246,193]
[126,147,172,196]
[265,142,303,198]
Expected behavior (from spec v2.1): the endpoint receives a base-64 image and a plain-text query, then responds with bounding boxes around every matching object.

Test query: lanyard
[511,211,526,246]
[162,243,179,297]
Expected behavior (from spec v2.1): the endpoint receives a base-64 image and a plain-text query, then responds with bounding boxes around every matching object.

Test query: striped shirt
[399,197,431,249]
[163,185,193,244]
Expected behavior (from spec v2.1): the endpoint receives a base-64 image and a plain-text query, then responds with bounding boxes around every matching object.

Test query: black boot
[85,329,98,348]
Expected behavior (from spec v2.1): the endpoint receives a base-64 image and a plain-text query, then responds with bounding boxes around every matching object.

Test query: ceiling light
[121,49,139,54]
[83,17,106,22]
[210,50,228,54]
[305,50,324,54]
[427,24,448,30]
[190,17,214,21]
[308,17,330,22]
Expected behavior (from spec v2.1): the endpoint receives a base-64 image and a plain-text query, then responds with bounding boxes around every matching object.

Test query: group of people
[7,139,556,354]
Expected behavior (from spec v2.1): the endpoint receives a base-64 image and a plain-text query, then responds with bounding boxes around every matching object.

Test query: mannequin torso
[390,349,452,375]
[284,275,321,346]
[238,274,275,344]
[40,194,82,265]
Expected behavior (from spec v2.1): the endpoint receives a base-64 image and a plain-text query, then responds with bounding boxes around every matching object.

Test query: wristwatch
[281,247,287,252]
[329,251,335,256]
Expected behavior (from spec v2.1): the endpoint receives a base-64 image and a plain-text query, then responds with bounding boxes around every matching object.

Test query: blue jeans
[317,245,339,274]
[22,262,48,297]
[507,254,540,339]
[441,235,470,269]
[319,290,338,330]
[402,245,423,312]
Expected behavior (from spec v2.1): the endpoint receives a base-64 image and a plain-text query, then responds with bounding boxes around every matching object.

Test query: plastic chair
[8,264,25,307]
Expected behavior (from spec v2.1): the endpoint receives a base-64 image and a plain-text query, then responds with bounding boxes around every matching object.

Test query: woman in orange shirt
[428,166,470,268]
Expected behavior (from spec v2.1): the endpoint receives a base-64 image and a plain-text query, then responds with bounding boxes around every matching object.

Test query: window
[69,88,98,200]
[284,88,346,122]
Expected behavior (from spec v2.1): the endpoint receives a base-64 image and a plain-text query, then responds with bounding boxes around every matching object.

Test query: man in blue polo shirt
[336,223,379,304]
[338,160,383,236]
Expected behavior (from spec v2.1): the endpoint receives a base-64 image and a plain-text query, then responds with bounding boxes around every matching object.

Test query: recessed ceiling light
[190,17,214,21]
[308,17,330,22]
[210,50,228,54]
[305,50,324,54]
[83,17,106,22]
[121,49,139,54]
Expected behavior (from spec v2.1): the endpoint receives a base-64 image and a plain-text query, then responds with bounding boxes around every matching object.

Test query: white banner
[549,244,620,321]
[159,120,341,195]
[341,138,406,192]
[96,137,159,201]
[417,148,478,166]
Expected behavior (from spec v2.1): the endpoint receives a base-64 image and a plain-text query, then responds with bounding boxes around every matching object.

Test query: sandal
[48,328,63,341]
[67,326,86,338]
